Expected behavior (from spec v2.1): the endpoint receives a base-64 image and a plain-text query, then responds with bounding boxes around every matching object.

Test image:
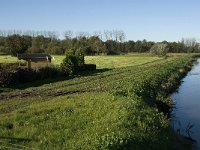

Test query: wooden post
[27,60,31,69]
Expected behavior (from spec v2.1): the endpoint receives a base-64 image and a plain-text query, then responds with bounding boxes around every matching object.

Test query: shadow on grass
[0,136,32,142]
[77,68,112,76]
[107,130,193,150]
[1,68,111,91]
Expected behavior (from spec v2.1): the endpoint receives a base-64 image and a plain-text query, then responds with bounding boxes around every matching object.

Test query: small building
[17,53,52,70]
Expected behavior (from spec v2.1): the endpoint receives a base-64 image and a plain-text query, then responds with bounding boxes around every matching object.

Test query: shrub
[38,65,64,79]
[0,63,65,87]
[17,68,37,83]
[0,63,18,87]
[18,66,65,83]
[61,48,86,74]
[75,48,84,67]
[150,43,168,56]
[0,46,9,54]
[61,49,78,74]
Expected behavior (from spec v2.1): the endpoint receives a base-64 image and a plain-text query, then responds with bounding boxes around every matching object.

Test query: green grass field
[52,55,162,69]
[0,54,193,149]
[0,55,24,64]
[0,54,162,69]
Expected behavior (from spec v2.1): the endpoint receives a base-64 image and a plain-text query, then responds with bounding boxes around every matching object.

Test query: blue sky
[0,0,199,41]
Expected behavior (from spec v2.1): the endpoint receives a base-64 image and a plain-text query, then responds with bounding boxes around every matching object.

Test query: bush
[0,63,18,87]
[0,46,9,54]
[75,48,84,67]
[0,63,65,87]
[150,43,168,56]
[18,66,65,83]
[0,63,36,86]
[17,68,37,83]
[61,48,85,74]
[61,49,78,74]
[38,66,64,79]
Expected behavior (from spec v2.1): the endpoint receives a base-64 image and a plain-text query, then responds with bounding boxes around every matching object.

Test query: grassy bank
[0,55,194,149]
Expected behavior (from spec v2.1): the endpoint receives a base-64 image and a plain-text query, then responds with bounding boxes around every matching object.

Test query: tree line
[0,30,199,55]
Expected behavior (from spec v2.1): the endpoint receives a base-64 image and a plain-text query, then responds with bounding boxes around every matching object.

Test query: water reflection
[171,59,200,148]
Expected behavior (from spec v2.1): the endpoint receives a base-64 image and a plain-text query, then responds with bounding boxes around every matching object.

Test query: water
[171,59,200,148]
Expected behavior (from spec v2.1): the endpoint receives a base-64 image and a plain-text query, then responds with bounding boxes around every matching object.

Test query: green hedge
[0,64,65,87]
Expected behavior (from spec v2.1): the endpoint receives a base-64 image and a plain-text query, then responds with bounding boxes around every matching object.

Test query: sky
[0,0,200,41]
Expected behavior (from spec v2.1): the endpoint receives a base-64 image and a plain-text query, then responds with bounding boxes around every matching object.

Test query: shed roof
[17,53,52,60]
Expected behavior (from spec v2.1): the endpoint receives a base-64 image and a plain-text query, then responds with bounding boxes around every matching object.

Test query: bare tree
[47,31,59,39]
[112,30,126,42]
[118,30,126,42]
[93,31,103,40]
[182,38,197,47]
[104,30,114,41]
[113,30,118,41]
[64,30,73,39]
[76,31,90,39]
[182,38,200,52]
[0,30,4,36]
[103,30,109,41]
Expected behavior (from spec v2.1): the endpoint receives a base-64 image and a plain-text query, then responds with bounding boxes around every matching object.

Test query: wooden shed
[17,53,52,70]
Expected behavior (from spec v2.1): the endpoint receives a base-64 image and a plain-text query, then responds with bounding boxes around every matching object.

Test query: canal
[171,58,200,149]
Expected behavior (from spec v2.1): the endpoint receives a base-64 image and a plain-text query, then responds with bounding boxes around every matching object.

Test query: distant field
[51,55,164,69]
[0,55,163,69]
[84,55,162,69]
[0,55,24,63]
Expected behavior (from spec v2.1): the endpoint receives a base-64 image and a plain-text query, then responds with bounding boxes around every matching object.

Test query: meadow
[52,55,162,69]
[0,55,24,64]
[0,54,193,149]
[0,54,162,69]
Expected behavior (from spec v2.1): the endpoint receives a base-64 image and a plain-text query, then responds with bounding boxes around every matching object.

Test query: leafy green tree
[82,46,95,55]
[134,40,143,52]
[105,40,119,55]
[168,42,186,53]
[0,37,8,54]
[182,38,200,53]
[28,37,43,53]
[6,35,30,55]
[88,36,106,54]
[62,39,73,52]
[27,35,52,53]
[124,40,135,53]
[1,29,200,55]
[47,39,64,54]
